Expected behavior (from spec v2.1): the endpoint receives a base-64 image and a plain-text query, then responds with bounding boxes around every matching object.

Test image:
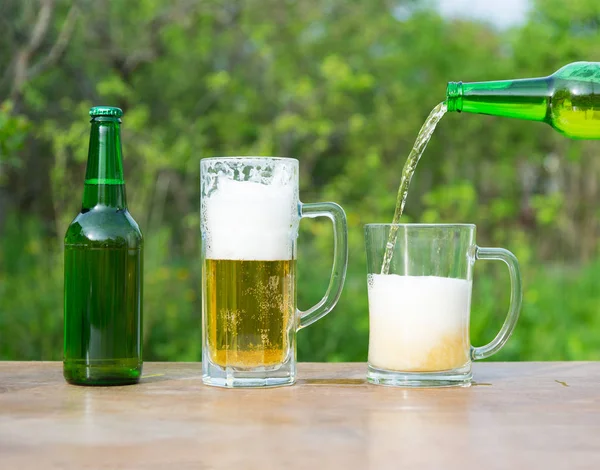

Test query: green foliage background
[1,0,599,362]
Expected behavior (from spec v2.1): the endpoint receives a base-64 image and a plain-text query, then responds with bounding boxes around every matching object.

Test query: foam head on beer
[202,158,298,261]
[368,274,471,372]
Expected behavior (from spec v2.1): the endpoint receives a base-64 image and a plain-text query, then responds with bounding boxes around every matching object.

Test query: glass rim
[364,223,476,229]
[200,156,298,163]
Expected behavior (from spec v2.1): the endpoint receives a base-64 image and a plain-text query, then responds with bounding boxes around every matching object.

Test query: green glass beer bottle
[446,61,600,139]
[64,106,143,386]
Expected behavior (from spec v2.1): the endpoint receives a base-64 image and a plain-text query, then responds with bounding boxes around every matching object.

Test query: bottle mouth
[445,81,463,112]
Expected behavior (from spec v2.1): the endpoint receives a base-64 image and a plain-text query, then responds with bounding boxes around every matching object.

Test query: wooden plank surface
[0,362,599,469]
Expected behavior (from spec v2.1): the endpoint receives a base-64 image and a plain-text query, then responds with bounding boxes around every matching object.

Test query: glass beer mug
[200,157,348,388]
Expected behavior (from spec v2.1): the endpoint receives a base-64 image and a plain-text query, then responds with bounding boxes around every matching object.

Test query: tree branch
[27,2,80,81]
[10,0,56,99]
[27,0,55,53]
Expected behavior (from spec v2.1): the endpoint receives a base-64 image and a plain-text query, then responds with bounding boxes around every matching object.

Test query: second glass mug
[365,224,523,387]
[200,157,348,388]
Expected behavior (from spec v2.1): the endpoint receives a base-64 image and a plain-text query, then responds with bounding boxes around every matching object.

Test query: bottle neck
[82,118,127,210]
[446,77,550,122]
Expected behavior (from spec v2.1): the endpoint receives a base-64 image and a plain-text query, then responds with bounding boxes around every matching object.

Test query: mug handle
[471,246,523,360]
[297,202,348,329]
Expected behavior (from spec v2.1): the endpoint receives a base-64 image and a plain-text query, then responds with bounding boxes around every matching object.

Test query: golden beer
[205,259,296,369]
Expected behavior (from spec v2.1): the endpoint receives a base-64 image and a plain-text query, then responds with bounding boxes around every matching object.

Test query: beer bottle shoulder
[65,206,143,249]
[547,76,600,139]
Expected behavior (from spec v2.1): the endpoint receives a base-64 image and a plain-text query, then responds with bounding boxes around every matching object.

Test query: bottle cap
[89,106,123,118]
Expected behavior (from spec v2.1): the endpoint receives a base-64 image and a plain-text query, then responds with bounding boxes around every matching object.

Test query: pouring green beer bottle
[63,106,143,386]
[446,61,600,139]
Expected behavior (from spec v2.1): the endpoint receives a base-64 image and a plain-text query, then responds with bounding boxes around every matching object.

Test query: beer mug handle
[471,246,523,360]
[297,202,348,329]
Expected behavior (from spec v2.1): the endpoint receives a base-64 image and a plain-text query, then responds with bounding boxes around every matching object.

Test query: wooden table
[1,362,599,469]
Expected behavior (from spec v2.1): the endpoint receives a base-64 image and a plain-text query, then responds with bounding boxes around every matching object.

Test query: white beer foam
[367,274,471,371]
[203,177,296,260]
